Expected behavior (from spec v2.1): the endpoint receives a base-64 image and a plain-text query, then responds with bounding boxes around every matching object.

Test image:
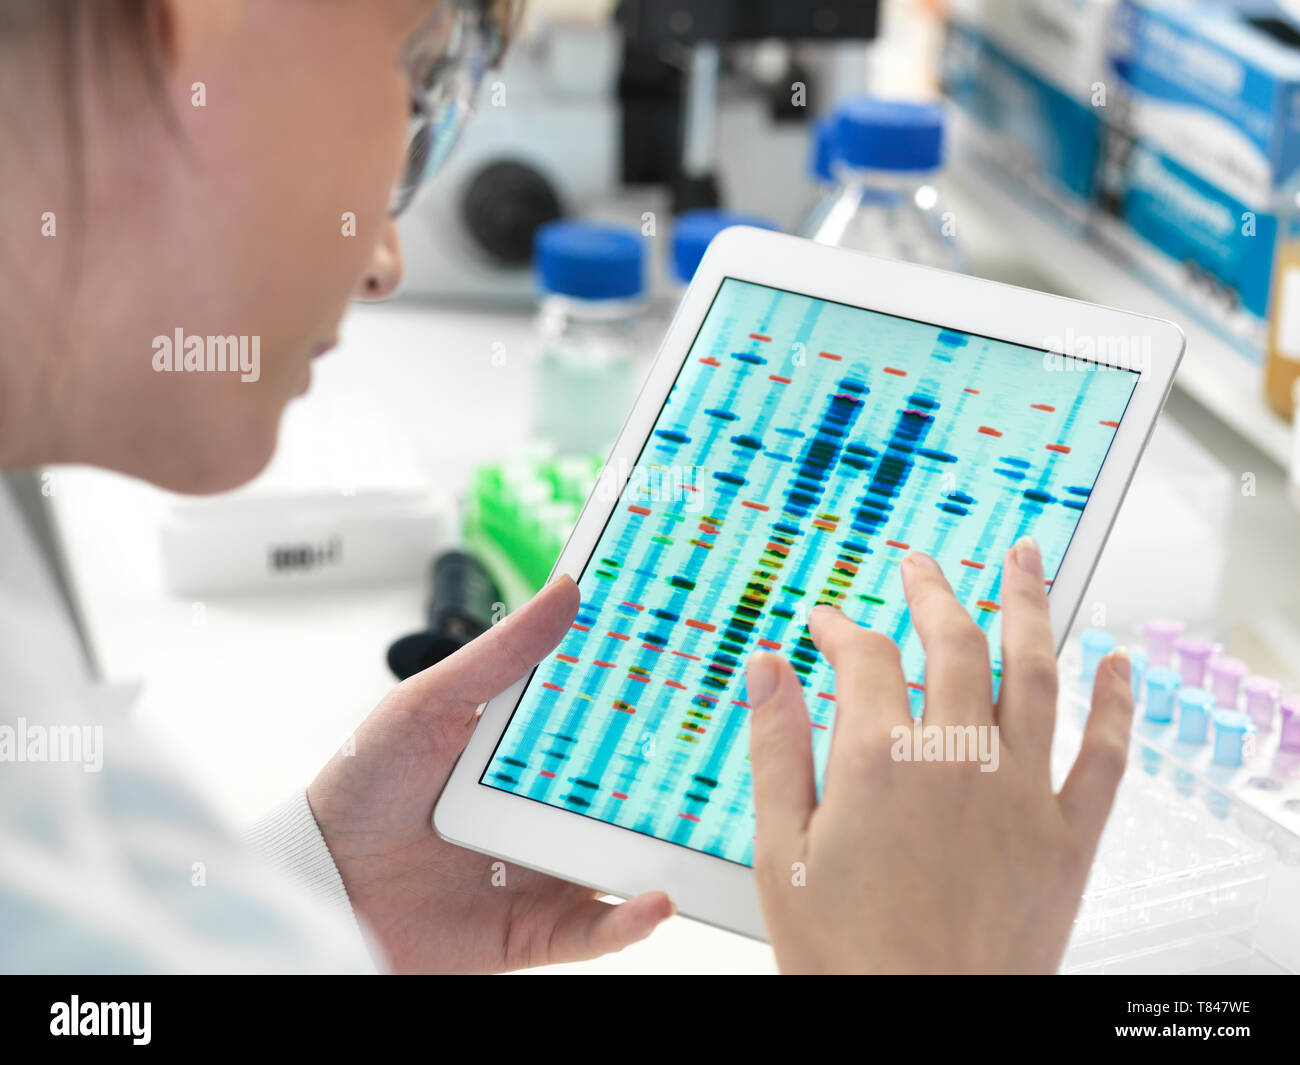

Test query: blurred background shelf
[948,154,1294,470]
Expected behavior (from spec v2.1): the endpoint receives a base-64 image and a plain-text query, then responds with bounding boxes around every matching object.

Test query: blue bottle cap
[535,220,646,300]
[671,210,779,284]
[835,96,945,173]
[1212,710,1252,767]
[1176,687,1214,745]
[810,114,838,183]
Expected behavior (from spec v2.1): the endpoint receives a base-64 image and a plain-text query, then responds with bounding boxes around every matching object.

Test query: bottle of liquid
[532,220,646,456]
[796,113,842,238]
[811,96,962,272]
[1265,183,1300,419]
[670,208,779,291]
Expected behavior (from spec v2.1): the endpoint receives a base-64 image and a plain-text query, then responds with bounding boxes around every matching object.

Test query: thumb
[396,574,581,729]
[746,652,817,857]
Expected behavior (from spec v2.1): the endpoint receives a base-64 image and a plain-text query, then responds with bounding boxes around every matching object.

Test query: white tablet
[434,227,1184,941]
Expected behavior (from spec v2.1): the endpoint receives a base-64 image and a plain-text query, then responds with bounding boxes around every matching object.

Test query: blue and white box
[943,0,1116,226]
[1097,0,1300,355]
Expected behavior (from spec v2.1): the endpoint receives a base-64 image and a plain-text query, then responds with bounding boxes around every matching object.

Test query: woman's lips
[294,339,337,396]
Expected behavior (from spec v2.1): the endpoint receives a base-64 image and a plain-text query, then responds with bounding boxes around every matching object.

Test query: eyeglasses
[388,0,521,217]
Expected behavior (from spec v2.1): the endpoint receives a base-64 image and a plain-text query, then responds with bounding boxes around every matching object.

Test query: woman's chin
[139,422,281,496]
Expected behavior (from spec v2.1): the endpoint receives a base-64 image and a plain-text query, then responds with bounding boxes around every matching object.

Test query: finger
[1059,650,1133,853]
[996,536,1058,759]
[543,891,675,965]
[806,604,910,795]
[746,652,817,853]
[899,551,993,724]
[400,574,581,720]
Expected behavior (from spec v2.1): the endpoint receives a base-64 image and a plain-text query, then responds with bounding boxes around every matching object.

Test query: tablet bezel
[434,227,1185,942]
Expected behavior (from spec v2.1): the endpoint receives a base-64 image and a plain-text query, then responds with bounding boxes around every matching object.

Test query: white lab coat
[0,481,375,973]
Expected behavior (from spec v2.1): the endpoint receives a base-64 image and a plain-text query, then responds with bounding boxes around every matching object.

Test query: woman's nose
[357,219,404,300]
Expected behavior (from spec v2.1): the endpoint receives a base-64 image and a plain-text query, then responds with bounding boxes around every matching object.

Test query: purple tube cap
[1281,698,1300,751]
[1209,656,1248,679]
[1175,636,1215,660]
[1243,676,1280,697]
[1142,619,1183,666]
[1244,677,1279,729]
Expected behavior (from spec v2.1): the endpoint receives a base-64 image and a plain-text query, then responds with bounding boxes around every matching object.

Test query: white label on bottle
[1277,266,1300,362]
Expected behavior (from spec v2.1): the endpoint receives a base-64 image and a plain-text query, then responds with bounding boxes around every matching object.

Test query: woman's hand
[745,537,1133,974]
[307,576,674,974]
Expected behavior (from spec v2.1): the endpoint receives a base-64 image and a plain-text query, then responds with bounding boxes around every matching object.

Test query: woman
[0,0,1133,974]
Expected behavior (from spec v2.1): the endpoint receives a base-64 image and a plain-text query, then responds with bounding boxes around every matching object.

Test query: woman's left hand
[306,575,674,973]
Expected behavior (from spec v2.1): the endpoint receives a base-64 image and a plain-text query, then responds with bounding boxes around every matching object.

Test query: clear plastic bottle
[796,113,841,238]
[532,220,646,456]
[811,97,963,272]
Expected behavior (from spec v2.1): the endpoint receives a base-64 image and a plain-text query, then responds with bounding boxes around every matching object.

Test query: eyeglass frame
[387,0,522,218]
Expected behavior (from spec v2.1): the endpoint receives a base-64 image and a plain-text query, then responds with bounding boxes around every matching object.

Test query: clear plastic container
[531,220,646,456]
[811,97,963,272]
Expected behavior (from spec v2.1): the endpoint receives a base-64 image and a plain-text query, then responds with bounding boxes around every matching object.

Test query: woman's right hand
[744,537,1133,974]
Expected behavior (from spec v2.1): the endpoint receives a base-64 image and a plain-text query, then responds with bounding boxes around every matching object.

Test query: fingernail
[904,551,939,573]
[1110,646,1131,683]
[1012,536,1043,581]
[809,603,838,625]
[746,653,780,707]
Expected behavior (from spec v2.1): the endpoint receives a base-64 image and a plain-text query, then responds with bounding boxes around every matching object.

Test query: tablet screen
[483,277,1140,867]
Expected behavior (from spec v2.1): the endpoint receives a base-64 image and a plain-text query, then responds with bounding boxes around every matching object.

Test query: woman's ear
[142,0,176,67]
[149,0,246,76]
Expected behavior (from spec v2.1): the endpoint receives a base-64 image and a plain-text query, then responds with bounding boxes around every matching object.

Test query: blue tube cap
[535,220,646,300]
[835,96,945,172]
[1212,710,1253,768]
[1079,627,1116,684]
[671,210,778,284]
[1129,647,1149,704]
[1176,687,1214,745]
[1144,666,1181,723]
